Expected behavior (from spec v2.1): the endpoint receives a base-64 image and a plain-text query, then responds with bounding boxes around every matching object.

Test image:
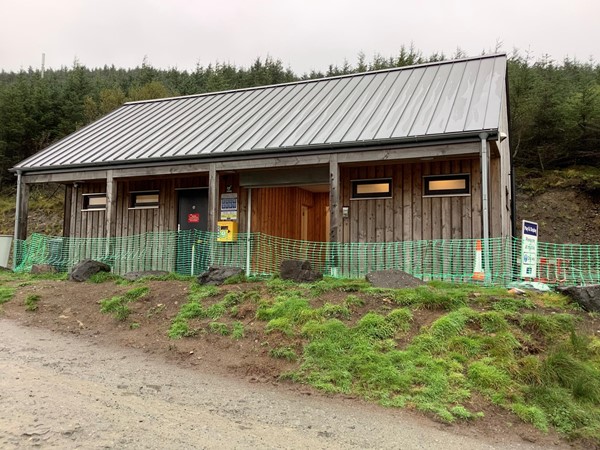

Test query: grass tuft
[88,272,124,284]
[205,302,226,320]
[344,294,365,308]
[223,273,247,285]
[355,313,396,340]
[188,284,220,302]
[208,321,229,336]
[25,294,41,311]
[386,308,413,332]
[520,313,575,341]
[266,317,295,336]
[319,303,351,320]
[100,286,149,320]
[478,311,510,333]
[468,359,512,395]
[492,296,534,313]
[232,321,245,339]
[168,319,194,339]
[270,346,298,361]
[512,403,549,432]
[394,285,467,310]
[0,287,15,304]
[256,294,310,323]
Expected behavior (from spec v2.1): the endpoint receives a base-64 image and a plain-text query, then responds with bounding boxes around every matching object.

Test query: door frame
[176,187,208,231]
[176,187,209,275]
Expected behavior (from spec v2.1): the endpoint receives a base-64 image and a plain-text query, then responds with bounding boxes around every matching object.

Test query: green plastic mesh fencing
[13,231,600,286]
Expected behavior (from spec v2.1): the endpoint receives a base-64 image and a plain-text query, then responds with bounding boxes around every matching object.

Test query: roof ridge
[124,53,507,106]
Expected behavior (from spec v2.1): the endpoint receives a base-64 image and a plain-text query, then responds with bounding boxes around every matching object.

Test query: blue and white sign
[520,220,539,278]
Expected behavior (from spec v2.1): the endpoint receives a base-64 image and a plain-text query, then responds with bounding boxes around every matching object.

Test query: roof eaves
[12,129,498,175]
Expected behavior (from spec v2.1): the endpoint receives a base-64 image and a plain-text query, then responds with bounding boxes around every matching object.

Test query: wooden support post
[104,171,118,264]
[329,155,340,243]
[208,164,219,233]
[14,174,30,241]
[329,155,340,276]
[105,170,117,239]
[480,133,491,283]
[13,172,29,269]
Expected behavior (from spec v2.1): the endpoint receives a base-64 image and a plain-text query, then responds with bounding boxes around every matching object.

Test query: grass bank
[2,269,599,445]
[157,275,600,443]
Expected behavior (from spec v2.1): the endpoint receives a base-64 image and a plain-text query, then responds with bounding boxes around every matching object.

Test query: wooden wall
[65,175,207,238]
[338,158,497,243]
[250,187,329,242]
[64,156,503,243]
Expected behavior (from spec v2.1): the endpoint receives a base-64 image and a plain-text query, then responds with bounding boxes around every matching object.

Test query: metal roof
[15,54,507,171]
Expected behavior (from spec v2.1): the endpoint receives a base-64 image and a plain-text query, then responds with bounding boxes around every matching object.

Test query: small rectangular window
[423,174,470,197]
[130,190,159,208]
[351,178,392,199]
[82,193,107,211]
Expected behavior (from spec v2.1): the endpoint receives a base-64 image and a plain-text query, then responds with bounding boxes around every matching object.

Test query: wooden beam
[105,170,117,239]
[214,154,331,171]
[20,142,480,184]
[336,143,479,164]
[23,170,108,184]
[329,154,340,243]
[207,164,219,233]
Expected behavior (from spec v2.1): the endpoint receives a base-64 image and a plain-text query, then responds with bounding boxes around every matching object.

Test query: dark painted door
[177,189,208,274]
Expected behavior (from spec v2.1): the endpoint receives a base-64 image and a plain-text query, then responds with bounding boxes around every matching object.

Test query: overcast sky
[1,0,598,74]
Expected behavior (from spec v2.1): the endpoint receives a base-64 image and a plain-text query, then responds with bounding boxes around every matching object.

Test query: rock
[31,264,58,275]
[123,270,169,281]
[559,285,600,312]
[197,266,244,285]
[366,269,424,289]
[68,259,111,282]
[280,260,323,283]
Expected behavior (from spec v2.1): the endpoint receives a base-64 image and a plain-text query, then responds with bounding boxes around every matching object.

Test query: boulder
[198,266,244,285]
[280,260,323,283]
[68,259,111,282]
[559,285,600,312]
[366,269,425,289]
[123,270,169,281]
[31,264,58,275]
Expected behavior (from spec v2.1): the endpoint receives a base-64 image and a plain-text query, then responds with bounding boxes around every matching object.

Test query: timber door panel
[177,189,208,275]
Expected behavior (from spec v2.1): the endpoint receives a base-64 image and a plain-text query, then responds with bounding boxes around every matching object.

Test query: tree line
[0,47,599,188]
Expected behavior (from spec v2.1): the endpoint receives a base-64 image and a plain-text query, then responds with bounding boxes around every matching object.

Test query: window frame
[423,173,470,197]
[82,193,107,211]
[129,190,160,209]
[350,178,393,200]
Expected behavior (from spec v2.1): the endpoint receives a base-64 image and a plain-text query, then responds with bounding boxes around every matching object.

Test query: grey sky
[1,0,598,74]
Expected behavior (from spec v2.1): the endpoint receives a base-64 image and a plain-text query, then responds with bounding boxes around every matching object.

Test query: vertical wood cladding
[66,175,209,238]
[65,158,493,243]
[250,187,329,242]
[340,158,488,243]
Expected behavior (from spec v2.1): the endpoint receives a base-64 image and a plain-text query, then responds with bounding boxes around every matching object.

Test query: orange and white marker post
[472,240,484,281]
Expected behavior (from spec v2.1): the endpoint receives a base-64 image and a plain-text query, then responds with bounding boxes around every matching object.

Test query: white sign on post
[520,220,539,279]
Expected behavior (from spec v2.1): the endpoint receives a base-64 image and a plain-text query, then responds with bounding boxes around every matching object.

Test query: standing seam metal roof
[15,54,507,171]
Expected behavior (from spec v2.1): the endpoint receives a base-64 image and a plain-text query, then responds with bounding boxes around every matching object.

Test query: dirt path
[0,319,569,450]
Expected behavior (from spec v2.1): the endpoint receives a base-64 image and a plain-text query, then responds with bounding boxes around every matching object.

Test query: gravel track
[0,319,567,449]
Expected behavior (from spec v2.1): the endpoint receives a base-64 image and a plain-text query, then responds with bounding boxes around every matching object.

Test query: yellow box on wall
[217,221,238,242]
